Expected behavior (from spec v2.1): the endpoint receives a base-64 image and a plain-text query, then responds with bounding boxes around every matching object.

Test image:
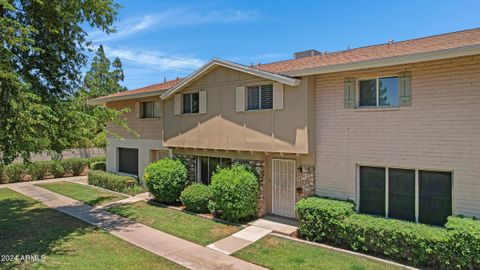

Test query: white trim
[87,92,163,105]
[161,58,301,100]
[415,170,419,223]
[281,44,480,77]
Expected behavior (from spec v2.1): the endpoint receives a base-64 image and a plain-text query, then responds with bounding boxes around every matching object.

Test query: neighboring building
[89,28,480,225]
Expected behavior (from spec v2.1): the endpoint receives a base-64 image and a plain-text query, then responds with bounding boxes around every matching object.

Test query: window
[359,166,386,216]
[359,166,452,226]
[118,148,138,175]
[183,92,199,114]
[196,156,232,185]
[419,171,452,226]
[143,101,161,118]
[358,76,399,107]
[247,84,273,110]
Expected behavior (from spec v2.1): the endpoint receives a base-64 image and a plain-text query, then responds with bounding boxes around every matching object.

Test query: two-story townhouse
[89,28,480,225]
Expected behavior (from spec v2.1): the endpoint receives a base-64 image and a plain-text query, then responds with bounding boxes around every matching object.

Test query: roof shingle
[257,28,480,74]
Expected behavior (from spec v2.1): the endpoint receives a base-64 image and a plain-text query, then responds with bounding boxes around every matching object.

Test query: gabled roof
[87,78,182,105]
[257,28,480,76]
[160,58,302,100]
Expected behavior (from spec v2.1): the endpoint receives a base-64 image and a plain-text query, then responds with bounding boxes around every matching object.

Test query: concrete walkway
[249,216,298,236]
[96,192,151,210]
[207,226,271,255]
[6,183,266,270]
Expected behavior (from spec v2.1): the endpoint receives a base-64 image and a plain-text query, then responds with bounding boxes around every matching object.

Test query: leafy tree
[0,0,126,164]
[83,45,126,98]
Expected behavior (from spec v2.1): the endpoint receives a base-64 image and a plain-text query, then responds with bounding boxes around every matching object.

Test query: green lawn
[36,181,127,206]
[234,235,402,270]
[0,188,184,270]
[108,201,240,245]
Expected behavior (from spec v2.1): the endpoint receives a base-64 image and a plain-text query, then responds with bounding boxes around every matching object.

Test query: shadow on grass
[85,196,117,206]
[0,191,137,269]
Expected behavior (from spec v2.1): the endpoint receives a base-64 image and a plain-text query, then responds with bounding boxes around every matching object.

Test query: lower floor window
[196,156,232,185]
[359,166,452,226]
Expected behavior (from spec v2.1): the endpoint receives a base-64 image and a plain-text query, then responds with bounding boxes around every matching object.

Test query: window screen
[183,93,199,114]
[247,84,273,110]
[260,84,273,109]
[419,171,452,226]
[142,101,160,118]
[197,156,232,185]
[247,86,260,110]
[118,148,138,175]
[359,79,377,107]
[359,166,386,216]
[389,168,415,221]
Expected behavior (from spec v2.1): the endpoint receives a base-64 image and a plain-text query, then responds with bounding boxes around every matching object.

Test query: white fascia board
[281,44,480,77]
[86,91,162,105]
[161,58,301,100]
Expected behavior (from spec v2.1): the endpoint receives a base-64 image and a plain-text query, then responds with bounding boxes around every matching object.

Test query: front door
[272,159,296,218]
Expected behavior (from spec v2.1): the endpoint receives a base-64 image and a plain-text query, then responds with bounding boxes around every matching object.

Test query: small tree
[144,159,188,204]
[209,165,259,222]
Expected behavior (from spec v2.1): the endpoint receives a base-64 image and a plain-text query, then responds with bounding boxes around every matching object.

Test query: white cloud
[89,7,259,42]
[103,46,204,72]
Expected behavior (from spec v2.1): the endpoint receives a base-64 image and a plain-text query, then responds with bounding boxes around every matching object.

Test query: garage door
[118,148,138,175]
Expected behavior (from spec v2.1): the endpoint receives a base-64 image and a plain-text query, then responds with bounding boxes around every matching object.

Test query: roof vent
[387,39,395,45]
[294,49,322,59]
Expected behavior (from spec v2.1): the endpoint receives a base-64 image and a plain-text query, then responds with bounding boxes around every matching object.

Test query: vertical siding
[315,56,480,217]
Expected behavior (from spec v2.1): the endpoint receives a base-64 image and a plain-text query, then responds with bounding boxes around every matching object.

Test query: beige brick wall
[315,55,480,217]
[106,98,163,140]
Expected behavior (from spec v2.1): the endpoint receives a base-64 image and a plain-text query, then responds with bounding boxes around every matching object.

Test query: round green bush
[90,161,106,171]
[209,164,259,222]
[144,158,188,204]
[180,184,212,213]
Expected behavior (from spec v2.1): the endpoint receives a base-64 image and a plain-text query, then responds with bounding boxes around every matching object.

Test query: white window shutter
[273,82,284,110]
[236,86,245,112]
[174,94,181,115]
[199,90,207,114]
[135,102,141,118]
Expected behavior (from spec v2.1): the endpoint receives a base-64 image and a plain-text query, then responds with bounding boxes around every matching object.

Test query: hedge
[180,184,212,213]
[90,161,106,171]
[87,170,142,195]
[208,165,258,222]
[144,158,188,204]
[295,196,480,269]
[0,157,105,184]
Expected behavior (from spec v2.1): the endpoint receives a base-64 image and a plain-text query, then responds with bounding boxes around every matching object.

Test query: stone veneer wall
[297,165,315,199]
[173,154,197,183]
[174,154,267,217]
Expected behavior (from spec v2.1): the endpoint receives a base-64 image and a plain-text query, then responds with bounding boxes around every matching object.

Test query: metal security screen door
[272,159,296,218]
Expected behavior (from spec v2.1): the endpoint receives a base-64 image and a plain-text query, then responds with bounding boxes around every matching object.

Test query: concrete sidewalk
[207,226,271,255]
[8,184,266,270]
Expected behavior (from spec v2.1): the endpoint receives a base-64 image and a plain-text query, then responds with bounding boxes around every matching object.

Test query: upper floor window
[143,101,161,118]
[247,84,273,110]
[183,92,199,114]
[359,76,399,107]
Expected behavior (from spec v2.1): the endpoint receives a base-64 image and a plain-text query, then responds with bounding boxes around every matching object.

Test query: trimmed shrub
[49,160,66,178]
[2,163,27,183]
[209,165,258,222]
[62,158,89,176]
[144,158,188,204]
[88,156,106,166]
[180,184,212,213]
[443,216,480,269]
[295,196,480,269]
[90,161,106,171]
[88,170,137,194]
[27,161,50,181]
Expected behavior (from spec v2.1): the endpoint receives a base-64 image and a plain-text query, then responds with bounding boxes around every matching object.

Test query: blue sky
[86,0,480,90]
